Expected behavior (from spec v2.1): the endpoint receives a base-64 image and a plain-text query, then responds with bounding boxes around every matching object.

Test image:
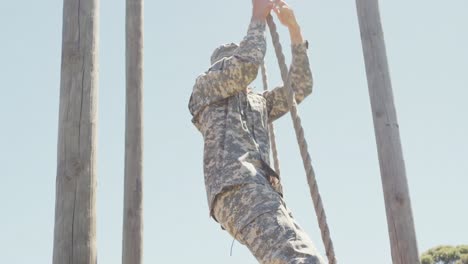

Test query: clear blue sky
[1,0,467,263]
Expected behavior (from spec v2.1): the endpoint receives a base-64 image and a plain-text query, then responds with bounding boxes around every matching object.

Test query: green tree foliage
[421,245,468,264]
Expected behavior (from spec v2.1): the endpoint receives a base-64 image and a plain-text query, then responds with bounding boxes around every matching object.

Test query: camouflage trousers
[213,183,325,264]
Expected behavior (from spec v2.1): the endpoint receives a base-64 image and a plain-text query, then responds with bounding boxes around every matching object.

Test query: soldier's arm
[263,2,313,122]
[189,20,267,118]
[263,41,313,122]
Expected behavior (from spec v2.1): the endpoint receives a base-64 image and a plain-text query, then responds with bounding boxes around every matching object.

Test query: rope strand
[261,63,281,175]
[266,14,337,264]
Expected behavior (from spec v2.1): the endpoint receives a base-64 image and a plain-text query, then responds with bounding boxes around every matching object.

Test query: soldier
[189,0,325,263]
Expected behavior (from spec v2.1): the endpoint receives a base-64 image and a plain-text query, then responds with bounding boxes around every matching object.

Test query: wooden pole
[122,0,144,263]
[355,1,420,263]
[52,0,99,263]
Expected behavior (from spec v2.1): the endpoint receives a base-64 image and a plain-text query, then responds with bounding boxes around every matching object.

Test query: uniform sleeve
[263,41,313,122]
[189,21,267,119]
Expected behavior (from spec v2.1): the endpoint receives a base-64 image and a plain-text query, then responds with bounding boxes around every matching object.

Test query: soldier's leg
[213,183,324,264]
[213,183,283,237]
[238,205,325,264]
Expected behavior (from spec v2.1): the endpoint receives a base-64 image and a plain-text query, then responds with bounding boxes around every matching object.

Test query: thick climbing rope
[261,63,281,175]
[265,14,337,264]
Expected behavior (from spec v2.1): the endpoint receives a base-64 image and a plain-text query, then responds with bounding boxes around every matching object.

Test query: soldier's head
[210,43,239,65]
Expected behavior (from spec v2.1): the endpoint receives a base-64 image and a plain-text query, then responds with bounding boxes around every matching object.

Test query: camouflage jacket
[189,20,313,215]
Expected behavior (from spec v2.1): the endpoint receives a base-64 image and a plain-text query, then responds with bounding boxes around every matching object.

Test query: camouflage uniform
[213,183,324,264]
[189,20,323,263]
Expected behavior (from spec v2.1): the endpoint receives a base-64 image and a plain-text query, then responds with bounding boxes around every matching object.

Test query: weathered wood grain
[122,0,144,263]
[355,1,420,263]
[53,0,99,263]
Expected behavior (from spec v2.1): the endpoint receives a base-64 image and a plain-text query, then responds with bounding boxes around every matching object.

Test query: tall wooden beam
[53,0,99,263]
[122,0,144,263]
[355,1,420,263]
